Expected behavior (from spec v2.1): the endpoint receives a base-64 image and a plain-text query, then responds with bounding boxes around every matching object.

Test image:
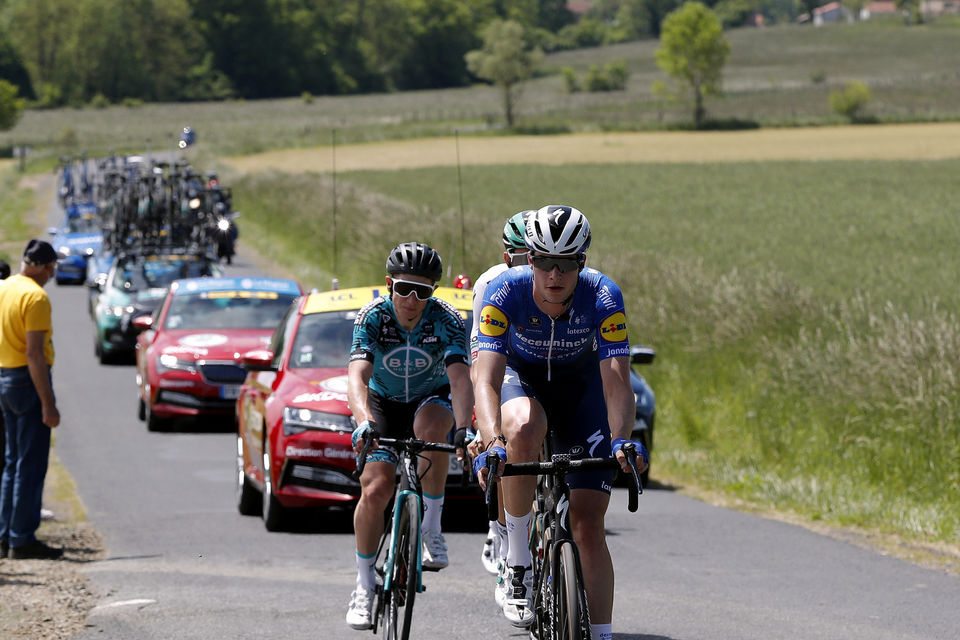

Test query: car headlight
[158,354,198,374]
[58,247,72,257]
[112,305,134,317]
[282,407,354,436]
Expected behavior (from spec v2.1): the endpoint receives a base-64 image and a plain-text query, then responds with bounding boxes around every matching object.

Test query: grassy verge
[230,158,960,546]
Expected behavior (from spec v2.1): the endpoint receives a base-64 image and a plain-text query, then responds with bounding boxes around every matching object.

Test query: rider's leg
[500,396,546,568]
[412,402,454,528]
[352,461,395,587]
[569,488,613,625]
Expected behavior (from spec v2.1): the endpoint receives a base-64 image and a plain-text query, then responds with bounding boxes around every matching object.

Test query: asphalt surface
[42,201,960,640]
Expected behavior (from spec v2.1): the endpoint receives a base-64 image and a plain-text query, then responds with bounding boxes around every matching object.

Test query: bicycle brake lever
[485,455,500,521]
[621,443,642,511]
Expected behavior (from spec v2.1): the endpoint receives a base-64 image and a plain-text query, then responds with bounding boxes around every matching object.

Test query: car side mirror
[131,315,153,331]
[241,349,276,371]
[47,227,59,236]
[629,345,656,365]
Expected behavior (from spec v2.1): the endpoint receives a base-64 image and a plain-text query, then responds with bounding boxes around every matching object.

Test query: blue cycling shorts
[501,366,614,494]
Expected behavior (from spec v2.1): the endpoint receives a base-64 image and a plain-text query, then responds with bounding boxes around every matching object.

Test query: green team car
[91,249,222,364]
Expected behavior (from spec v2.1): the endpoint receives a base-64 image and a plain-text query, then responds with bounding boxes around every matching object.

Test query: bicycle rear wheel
[382,493,420,640]
[556,541,591,640]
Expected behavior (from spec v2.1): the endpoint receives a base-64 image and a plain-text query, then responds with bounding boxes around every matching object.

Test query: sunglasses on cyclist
[506,250,529,267]
[530,254,585,274]
[390,278,437,300]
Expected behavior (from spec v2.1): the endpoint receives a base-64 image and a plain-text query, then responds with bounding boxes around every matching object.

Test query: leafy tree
[655,1,730,128]
[465,19,543,128]
[0,79,22,130]
[0,31,34,100]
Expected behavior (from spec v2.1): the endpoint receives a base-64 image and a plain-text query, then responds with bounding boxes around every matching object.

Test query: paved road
[43,216,960,640]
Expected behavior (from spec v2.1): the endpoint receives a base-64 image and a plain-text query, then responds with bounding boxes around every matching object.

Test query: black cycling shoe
[9,540,64,560]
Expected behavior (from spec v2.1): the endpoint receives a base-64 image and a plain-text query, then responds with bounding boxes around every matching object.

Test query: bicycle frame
[380,451,425,598]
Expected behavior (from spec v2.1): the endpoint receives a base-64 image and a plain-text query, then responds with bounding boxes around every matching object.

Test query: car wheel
[137,396,146,421]
[237,435,260,516]
[261,443,286,531]
[145,398,169,432]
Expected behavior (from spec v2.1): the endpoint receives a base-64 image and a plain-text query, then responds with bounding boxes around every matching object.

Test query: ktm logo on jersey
[599,312,628,342]
[479,305,508,337]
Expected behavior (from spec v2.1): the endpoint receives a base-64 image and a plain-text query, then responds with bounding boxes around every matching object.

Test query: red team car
[235,285,476,531]
[134,276,303,431]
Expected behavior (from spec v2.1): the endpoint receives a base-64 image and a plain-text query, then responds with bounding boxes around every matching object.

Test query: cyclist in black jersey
[345,242,474,630]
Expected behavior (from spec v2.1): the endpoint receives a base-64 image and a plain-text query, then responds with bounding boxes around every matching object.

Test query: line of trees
[0,0,787,109]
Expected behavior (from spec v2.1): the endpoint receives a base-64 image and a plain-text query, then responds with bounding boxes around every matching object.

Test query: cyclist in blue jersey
[471,206,648,640]
[345,242,474,630]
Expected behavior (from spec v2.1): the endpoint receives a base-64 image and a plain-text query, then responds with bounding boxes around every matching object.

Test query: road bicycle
[485,443,642,640]
[355,434,461,640]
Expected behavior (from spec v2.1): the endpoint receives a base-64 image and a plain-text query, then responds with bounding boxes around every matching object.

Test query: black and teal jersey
[350,295,469,402]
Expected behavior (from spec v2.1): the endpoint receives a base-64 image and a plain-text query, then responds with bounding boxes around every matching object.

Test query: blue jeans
[0,366,52,548]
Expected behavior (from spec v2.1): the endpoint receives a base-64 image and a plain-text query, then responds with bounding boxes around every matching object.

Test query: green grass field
[227,157,960,545]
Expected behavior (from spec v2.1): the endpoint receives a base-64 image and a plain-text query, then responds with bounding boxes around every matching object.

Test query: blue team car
[628,345,656,485]
[48,202,103,285]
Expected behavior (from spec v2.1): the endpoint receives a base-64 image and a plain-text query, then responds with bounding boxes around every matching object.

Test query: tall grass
[232,159,960,542]
[0,166,37,262]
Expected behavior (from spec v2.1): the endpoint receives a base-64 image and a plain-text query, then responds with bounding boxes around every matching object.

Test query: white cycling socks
[496,520,509,562]
[355,550,376,591]
[590,624,612,640]
[505,510,533,568]
[421,493,444,534]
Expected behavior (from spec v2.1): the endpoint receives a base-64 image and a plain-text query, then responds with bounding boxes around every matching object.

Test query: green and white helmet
[502,210,536,250]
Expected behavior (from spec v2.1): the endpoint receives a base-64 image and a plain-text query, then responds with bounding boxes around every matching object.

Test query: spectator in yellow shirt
[0,240,63,560]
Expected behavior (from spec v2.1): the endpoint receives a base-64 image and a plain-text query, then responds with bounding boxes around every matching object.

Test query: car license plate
[220,384,242,399]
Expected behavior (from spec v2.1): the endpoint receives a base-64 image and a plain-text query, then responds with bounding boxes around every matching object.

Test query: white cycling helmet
[525,205,591,255]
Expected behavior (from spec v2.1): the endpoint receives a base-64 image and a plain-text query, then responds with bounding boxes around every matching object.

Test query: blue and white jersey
[476,267,629,378]
[350,296,469,402]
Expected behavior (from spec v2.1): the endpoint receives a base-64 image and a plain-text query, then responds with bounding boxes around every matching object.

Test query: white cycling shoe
[345,585,374,630]
[494,559,511,608]
[503,565,535,628]
[421,531,449,571]
[481,523,499,575]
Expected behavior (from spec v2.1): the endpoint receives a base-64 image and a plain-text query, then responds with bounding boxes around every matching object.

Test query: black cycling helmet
[385,242,443,281]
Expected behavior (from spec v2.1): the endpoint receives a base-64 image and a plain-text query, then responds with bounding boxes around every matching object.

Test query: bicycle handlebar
[487,443,643,513]
[352,434,460,480]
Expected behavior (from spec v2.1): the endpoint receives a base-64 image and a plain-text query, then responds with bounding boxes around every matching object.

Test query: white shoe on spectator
[345,585,374,630]
[421,531,449,570]
[503,565,535,628]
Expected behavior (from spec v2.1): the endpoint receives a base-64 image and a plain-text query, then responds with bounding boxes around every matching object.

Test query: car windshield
[66,216,100,233]
[163,292,300,330]
[289,311,357,369]
[114,255,218,292]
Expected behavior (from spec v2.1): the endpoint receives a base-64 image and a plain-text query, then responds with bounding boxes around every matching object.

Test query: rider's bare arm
[599,355,646,473]
[347,359,375,425]
[472,349,507,451]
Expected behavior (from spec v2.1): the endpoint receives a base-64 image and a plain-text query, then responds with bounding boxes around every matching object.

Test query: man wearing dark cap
[0,239,63,559]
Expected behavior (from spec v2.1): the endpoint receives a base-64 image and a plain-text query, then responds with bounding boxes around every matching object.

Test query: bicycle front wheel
[383,493,420,640]
[556,541,591,640]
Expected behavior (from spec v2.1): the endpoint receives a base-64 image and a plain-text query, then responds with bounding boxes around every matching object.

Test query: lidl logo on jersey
[599,312,628,342]
[479,305,508,337]
[383,346,433,378]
